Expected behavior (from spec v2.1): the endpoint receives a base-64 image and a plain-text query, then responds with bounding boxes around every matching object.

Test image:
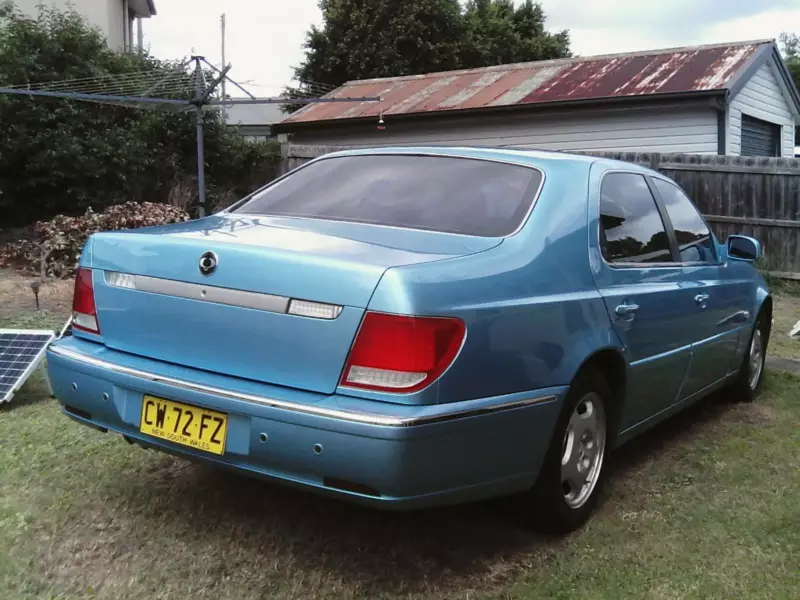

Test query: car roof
[319,145,659,177]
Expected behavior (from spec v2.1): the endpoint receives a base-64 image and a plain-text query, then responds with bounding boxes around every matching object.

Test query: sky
[142,0,800,98]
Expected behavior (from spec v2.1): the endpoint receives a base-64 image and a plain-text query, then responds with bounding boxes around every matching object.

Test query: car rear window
[233,154,543,237]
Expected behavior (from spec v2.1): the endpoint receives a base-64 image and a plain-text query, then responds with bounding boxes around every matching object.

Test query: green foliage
[779,32,799,145]
[780,32,799,60]
[283,0,569,112]
[0,4,280,227]
[460,0,570,68]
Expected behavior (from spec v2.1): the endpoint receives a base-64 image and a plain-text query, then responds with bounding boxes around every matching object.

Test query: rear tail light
[72,268,100,334]
[340,312,465,393]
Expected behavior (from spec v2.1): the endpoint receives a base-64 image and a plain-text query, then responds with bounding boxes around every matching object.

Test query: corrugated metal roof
[281,40,770,125]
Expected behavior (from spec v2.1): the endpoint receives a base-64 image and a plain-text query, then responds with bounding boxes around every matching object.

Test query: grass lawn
[766,280,800,360]
[1,271,799,600]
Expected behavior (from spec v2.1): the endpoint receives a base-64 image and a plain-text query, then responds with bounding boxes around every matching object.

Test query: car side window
[599,173,673,264]
[653,179,717,263]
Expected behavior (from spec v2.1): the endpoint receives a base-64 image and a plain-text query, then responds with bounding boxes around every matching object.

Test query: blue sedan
[46,147,771,533]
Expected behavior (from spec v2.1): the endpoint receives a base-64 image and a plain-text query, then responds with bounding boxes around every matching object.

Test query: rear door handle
[615,303,639,316]
[695,293,710,304]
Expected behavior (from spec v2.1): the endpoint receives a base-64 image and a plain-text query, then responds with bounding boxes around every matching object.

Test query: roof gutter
[127,0,156,17]
[274,89,727,134]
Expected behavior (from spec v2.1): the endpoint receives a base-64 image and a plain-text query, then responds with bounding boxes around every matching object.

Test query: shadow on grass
[112,459,553,595]
[609,390,736,477]
[0,372,53,412]
[91,390,749,596]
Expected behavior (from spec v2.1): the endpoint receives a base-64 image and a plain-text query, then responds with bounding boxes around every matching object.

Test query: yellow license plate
[140,396,228,455]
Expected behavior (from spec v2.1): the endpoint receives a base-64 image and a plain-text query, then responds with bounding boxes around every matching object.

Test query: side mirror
[727,235,761,262]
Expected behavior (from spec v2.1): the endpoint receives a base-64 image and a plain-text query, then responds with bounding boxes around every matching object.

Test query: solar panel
[0,329,56,404]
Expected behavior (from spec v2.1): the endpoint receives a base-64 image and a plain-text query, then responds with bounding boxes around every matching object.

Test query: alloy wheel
[561,392,607,509]
[748,328,764,391]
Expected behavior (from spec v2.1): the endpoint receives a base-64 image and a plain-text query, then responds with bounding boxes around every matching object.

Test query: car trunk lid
[87,215,499,394]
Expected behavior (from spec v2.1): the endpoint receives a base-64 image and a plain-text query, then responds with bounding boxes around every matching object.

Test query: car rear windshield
[232,154,544,237]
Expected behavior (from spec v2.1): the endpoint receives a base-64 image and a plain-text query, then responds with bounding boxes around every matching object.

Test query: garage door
[741,115,781,157]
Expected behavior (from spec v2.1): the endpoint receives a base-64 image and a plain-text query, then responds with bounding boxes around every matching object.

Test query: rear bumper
[46,338,565,509]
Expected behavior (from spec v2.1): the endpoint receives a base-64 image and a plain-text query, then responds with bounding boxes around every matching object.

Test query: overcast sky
[143,0,800,97]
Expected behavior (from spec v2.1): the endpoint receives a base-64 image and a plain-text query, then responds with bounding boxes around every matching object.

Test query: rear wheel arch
[730,301,771,402]
[521,350,624,533]
[759,295,773,342]
[572,348,627,441]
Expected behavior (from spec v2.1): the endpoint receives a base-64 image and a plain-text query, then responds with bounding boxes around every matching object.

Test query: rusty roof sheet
[281,40,770,125]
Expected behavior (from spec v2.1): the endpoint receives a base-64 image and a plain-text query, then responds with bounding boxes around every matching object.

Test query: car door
[590,169,700,431]
[650,178,748,396]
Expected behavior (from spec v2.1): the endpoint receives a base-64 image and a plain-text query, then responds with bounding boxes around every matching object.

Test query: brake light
[72,268,100,334]
[340,312,465,393]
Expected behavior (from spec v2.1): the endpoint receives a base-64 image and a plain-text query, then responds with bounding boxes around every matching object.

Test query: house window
[741,115,781,157]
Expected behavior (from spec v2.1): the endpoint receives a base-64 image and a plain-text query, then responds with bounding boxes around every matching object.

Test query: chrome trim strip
[48,345,556,427]
[104,271,291,315]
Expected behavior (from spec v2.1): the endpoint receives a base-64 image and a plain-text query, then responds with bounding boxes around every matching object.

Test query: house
[275,40,800,158]
[13,0,156,52]
[224,103,284,142]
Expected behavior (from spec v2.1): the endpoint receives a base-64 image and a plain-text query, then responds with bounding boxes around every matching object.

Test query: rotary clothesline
[0,55,381,216]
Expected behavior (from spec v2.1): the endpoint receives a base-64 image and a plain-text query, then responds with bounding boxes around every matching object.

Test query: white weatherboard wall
[14,0,127,49]
[728,58,796,157]
[289,105,719,154]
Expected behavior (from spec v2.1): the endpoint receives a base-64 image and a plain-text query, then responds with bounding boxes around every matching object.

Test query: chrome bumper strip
[48,345,556,427]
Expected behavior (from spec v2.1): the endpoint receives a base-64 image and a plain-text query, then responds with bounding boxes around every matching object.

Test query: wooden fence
[277,144,800,274]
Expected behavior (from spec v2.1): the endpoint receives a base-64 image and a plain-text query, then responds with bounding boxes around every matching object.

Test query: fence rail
[278,145,800,273]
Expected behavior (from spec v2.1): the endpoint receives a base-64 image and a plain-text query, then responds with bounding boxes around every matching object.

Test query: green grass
[769,293,800,361]
[1,274,799,599]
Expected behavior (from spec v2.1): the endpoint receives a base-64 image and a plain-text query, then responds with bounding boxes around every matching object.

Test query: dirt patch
[0,269,73,322]
[724,402,779,425]
[767,356,800,375]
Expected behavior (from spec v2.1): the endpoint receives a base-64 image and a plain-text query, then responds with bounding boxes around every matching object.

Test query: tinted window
[653,179,717,263]
[233,155,543,237]
[600,173,672,264]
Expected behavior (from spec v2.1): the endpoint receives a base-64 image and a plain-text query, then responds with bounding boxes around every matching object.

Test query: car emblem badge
[199,251,218,276]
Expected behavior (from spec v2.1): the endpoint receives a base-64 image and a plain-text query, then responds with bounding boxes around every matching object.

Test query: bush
[0,6,282,226]
[0,202,189,278]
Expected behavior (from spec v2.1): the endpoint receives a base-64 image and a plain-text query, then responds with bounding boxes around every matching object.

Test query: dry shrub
[167,179,196,213]
[209,189,239,213]
[0,202,190,278]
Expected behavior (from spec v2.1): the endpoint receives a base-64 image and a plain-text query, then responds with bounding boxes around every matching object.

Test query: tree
[0,4,278,226]
[287,0,464,96]
[284,0,570,112]
[779,32,799,146]
[461,0,570,68]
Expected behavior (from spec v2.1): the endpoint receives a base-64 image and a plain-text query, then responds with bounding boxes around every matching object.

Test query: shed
[224,103,284,142]
[275,40,800,157]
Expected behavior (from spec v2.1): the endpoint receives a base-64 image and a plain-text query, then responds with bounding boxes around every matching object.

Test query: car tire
[520,368,613,534]
[730,311,770,403]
